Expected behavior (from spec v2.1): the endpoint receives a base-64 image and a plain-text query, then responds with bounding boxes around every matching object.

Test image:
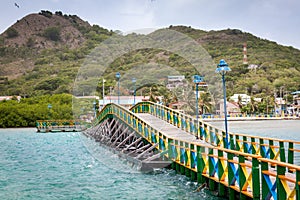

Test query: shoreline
[202,117,299,122]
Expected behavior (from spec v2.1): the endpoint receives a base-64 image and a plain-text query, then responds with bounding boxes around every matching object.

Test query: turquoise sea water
[0,128,221,200]
[210,120,300,140]
[210,120,300,164]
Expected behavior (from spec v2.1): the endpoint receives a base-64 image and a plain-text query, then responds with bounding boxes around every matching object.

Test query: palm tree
[249,97,258,114]
[237,95,243,110]
[199,92,212,114]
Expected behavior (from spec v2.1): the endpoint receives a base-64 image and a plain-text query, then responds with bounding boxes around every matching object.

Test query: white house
[230,94,251,105]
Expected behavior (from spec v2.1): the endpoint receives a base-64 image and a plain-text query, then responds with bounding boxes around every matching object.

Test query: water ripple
[0,128,221,200]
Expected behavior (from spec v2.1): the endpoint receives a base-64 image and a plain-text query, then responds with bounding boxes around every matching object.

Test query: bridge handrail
[95,103,300,199]
[130,101,300,165]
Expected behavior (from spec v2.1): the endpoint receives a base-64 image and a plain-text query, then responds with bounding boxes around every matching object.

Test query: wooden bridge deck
[136,113,211,147]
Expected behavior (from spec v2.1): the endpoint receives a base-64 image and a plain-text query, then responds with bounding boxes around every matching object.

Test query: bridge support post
[180,165,185,175]
[190,170,196,181]
[185,168,191,177]
[175,163,180,173]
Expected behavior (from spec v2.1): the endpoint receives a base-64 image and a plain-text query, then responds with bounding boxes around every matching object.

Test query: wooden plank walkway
[136,113,212,147]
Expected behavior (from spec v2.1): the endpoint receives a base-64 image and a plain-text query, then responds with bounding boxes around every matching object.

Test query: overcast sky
[1,0,300,49]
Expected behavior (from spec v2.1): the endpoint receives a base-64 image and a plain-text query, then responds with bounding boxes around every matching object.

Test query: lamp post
[132,78,136,105]
[193,75,203,120]
[216,59,231,149]
[193,75,203,139]
[115,72,121,104]
[102,79,106,108]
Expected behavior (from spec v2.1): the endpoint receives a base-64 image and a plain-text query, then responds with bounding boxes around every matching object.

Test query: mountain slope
[0,12,299,99]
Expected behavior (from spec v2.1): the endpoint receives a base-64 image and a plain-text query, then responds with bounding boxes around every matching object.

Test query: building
[0,96,21,102]
[166,75,186,90]
[291,91,300,115]
[275,98,286,114]
[230,94,251,105]
[216,99,241,115]
[99,96,150,109]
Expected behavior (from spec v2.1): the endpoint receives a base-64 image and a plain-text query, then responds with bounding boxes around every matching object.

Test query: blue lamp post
[216,59,231,148]
[193,75,203,139]
[115,72,121,104]
[132,78,136,105]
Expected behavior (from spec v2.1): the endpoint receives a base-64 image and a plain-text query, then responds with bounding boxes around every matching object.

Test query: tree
[237,95,243,110]
[199,92,212,114]
[249,97,258,114]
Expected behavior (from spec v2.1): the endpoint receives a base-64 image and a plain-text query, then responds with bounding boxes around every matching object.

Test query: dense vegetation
[0,94,73,128]
[1,11,300,127]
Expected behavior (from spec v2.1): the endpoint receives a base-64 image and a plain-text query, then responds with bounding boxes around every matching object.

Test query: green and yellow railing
[36,120,85,132]
[131,102,300,166]
[93,103,300,199]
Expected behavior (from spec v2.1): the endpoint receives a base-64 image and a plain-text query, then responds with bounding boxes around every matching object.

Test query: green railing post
[190,144,196,181]
[277,164,287,200]
[238,154,246,200]
[288,142,294,165]
[230,134,235,150]
[235,135,240,151]
[252,157,260,200]
[227,152,235,200]
[251,137,256,154]
[261,160,269,200]
[168,138,175,168]
[197,145,205,184]
[185,142,190,177]
[269,140,275,160]
[222,131,227,148]
[218,149,225,197]
[243,136,248,153]
[259,138,265,158]
[208,148,216,191]
[279,141,286,163]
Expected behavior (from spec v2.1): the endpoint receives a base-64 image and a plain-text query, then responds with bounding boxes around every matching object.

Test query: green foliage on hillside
[6,27,19,38]
[0,13,300,118]
[43,27,61,41]
[0,94,73,128]
[169,26,300,98]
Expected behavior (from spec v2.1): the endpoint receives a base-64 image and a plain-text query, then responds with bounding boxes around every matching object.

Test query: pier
[84,101,300,199]
[36,120,85,132]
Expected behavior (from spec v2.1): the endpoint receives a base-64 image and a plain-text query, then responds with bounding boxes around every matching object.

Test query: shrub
[39,10,53,18]
[43,27,61,41]
[6,28,19,38]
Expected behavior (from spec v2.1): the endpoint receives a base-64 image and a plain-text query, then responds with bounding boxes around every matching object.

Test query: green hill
[0,11,300,99]
[1,11,300,127]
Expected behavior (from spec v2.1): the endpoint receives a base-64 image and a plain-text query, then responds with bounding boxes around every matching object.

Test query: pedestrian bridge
[84,101,300,200]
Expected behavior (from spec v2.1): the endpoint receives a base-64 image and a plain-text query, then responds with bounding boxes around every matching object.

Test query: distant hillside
[0,10,113,96]
[1,10,90,49]
[169,26,300,96]
[0,12,299,99]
